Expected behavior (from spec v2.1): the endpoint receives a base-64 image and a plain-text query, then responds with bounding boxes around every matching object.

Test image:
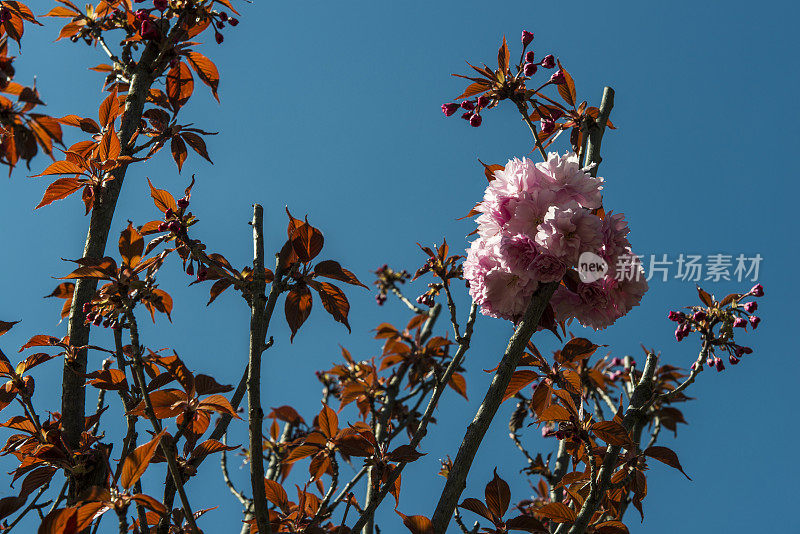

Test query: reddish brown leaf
[147,178,177,213]
[459,498,493,521]
[593,520,630,534]
[536,502,576,523]
[559,338,600,362]
[556,60,577,107]
[171,135,187,172]
[395,511,434,534]
[313,260,367,288]
[592,421,632,448]
[312,281,351,332]
[285,285,313,341]
[264,479,289,512]
[644,446,691,479]
[38,507,78,534]
[166,61,194,110]
[317,404,338,439]
[538,404,571,423]
[120,429,167,489]
[448,372,468,400]
[35,177,84,209]
[485,469,510,519]
[184,52,220,101]
[119,222,144,268]
[502,370,539,403]
[181,132,213,163]
[0,321,19,337]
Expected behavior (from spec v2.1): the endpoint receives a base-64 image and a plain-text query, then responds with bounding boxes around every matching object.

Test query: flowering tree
[0,4,764,534]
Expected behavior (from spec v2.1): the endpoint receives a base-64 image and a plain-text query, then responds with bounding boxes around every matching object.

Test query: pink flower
[536,152,604,209]
[529,253,566,282]
[535,205,602,265]
[499,234,539,276]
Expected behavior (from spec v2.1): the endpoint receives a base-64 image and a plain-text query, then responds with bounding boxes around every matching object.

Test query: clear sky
[1,1,798,532]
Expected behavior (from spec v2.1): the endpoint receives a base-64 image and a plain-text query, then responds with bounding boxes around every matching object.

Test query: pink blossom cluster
[463,152,648,329]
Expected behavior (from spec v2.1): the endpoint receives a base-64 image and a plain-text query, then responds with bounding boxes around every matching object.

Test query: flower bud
[165,208,174,219]
[609,357,623,366]
[476,95,490,108]
[215,32,224,44]
[706,357,715,367]
[141,19,159,40]
[521,30,534,47]
[441,102,459,117]
[93,315,103,326]
[229,18,239,26]
[219,12,229,21]
[668,310,685,322]
[714,358,725,372]
[82,302,92,314]
[167,220,181,232]
[469,114,482,127]
[540,119,555,135]
[525,50,535,63]
[540,54,555,69]
[549,70,566,85]
[460,100,475,111]
[135,9,149,21]
[692,310,706,322]
[728,354,740,365]
[733,317,747,328]
[741,346,753,355]
[177,197,190,209]
[749,316,760,329]
[743,301,757,313]
[750,284,764,297]
[461,112,471,120]
[523,62,537,76]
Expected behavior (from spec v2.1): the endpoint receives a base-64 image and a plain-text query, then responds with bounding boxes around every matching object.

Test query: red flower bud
[550,70,566,85]
[215,32,224,44]
[521,30,534,47]
[441,102,459,117]
[540,119,555,135]
[749,316,760,329]
[135,9,150,21]
[540,54,555,69]
[749,283,764,297]
[460,100,475,111]
[469,114,482,127]
[692,310,706,322]
[219,12,229,21]
[93,315,103,326]
[477,95,490,108]
[733,317,747,328]
[743,301,757,313]
[229,18,239,26]
[523,62,537,76]
[728,354,740,365]
[714,358,725,372]
[82,302,92,314]
[668,310,685,322]
[525,50,535,63]
[177,197,190,209]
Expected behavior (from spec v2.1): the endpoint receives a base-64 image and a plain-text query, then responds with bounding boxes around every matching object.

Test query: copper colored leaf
[536,502,576,523]
[286,209,324,263]
[644,446,691,480]
[120,429,167,489]
[98,90,120,128]
[181,132,213,163]
[697,285,714,307]
[35,178,84,209]
[478,159,504,182]
[593,520,629,534]
[285,285,313,341]
[264,479,289,512]
[538,404,571,423]
[448,372,468,400]
[395,511,434,534]
[386,444,426,463]
[497,35,509,72]
[166,61,194,110]
[119,222,144,268]
[129,494,166,515]
[171,135,187,172]
[459,498,493,521]
[185,52,220,101]
[19,466,56,497]
[455,81,490,100]
[147,178,177,213]
[33,159,84,177]
[556,60,577,107]
[317,403,338,439]
[0,321,19,337]
[188,439,237,462]
[313,260,367,288]
[75,501,111,531]
[505,514,548,532]
[485,469,510,518]
[198,394,240,418]
[501,370,539,403]
[559,338,600,362]
[38,507,78,534]
[592,421,632,448]
[313,281,351,333]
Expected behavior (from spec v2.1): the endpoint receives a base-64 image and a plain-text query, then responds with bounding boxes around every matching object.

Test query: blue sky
[1,0,798,532]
